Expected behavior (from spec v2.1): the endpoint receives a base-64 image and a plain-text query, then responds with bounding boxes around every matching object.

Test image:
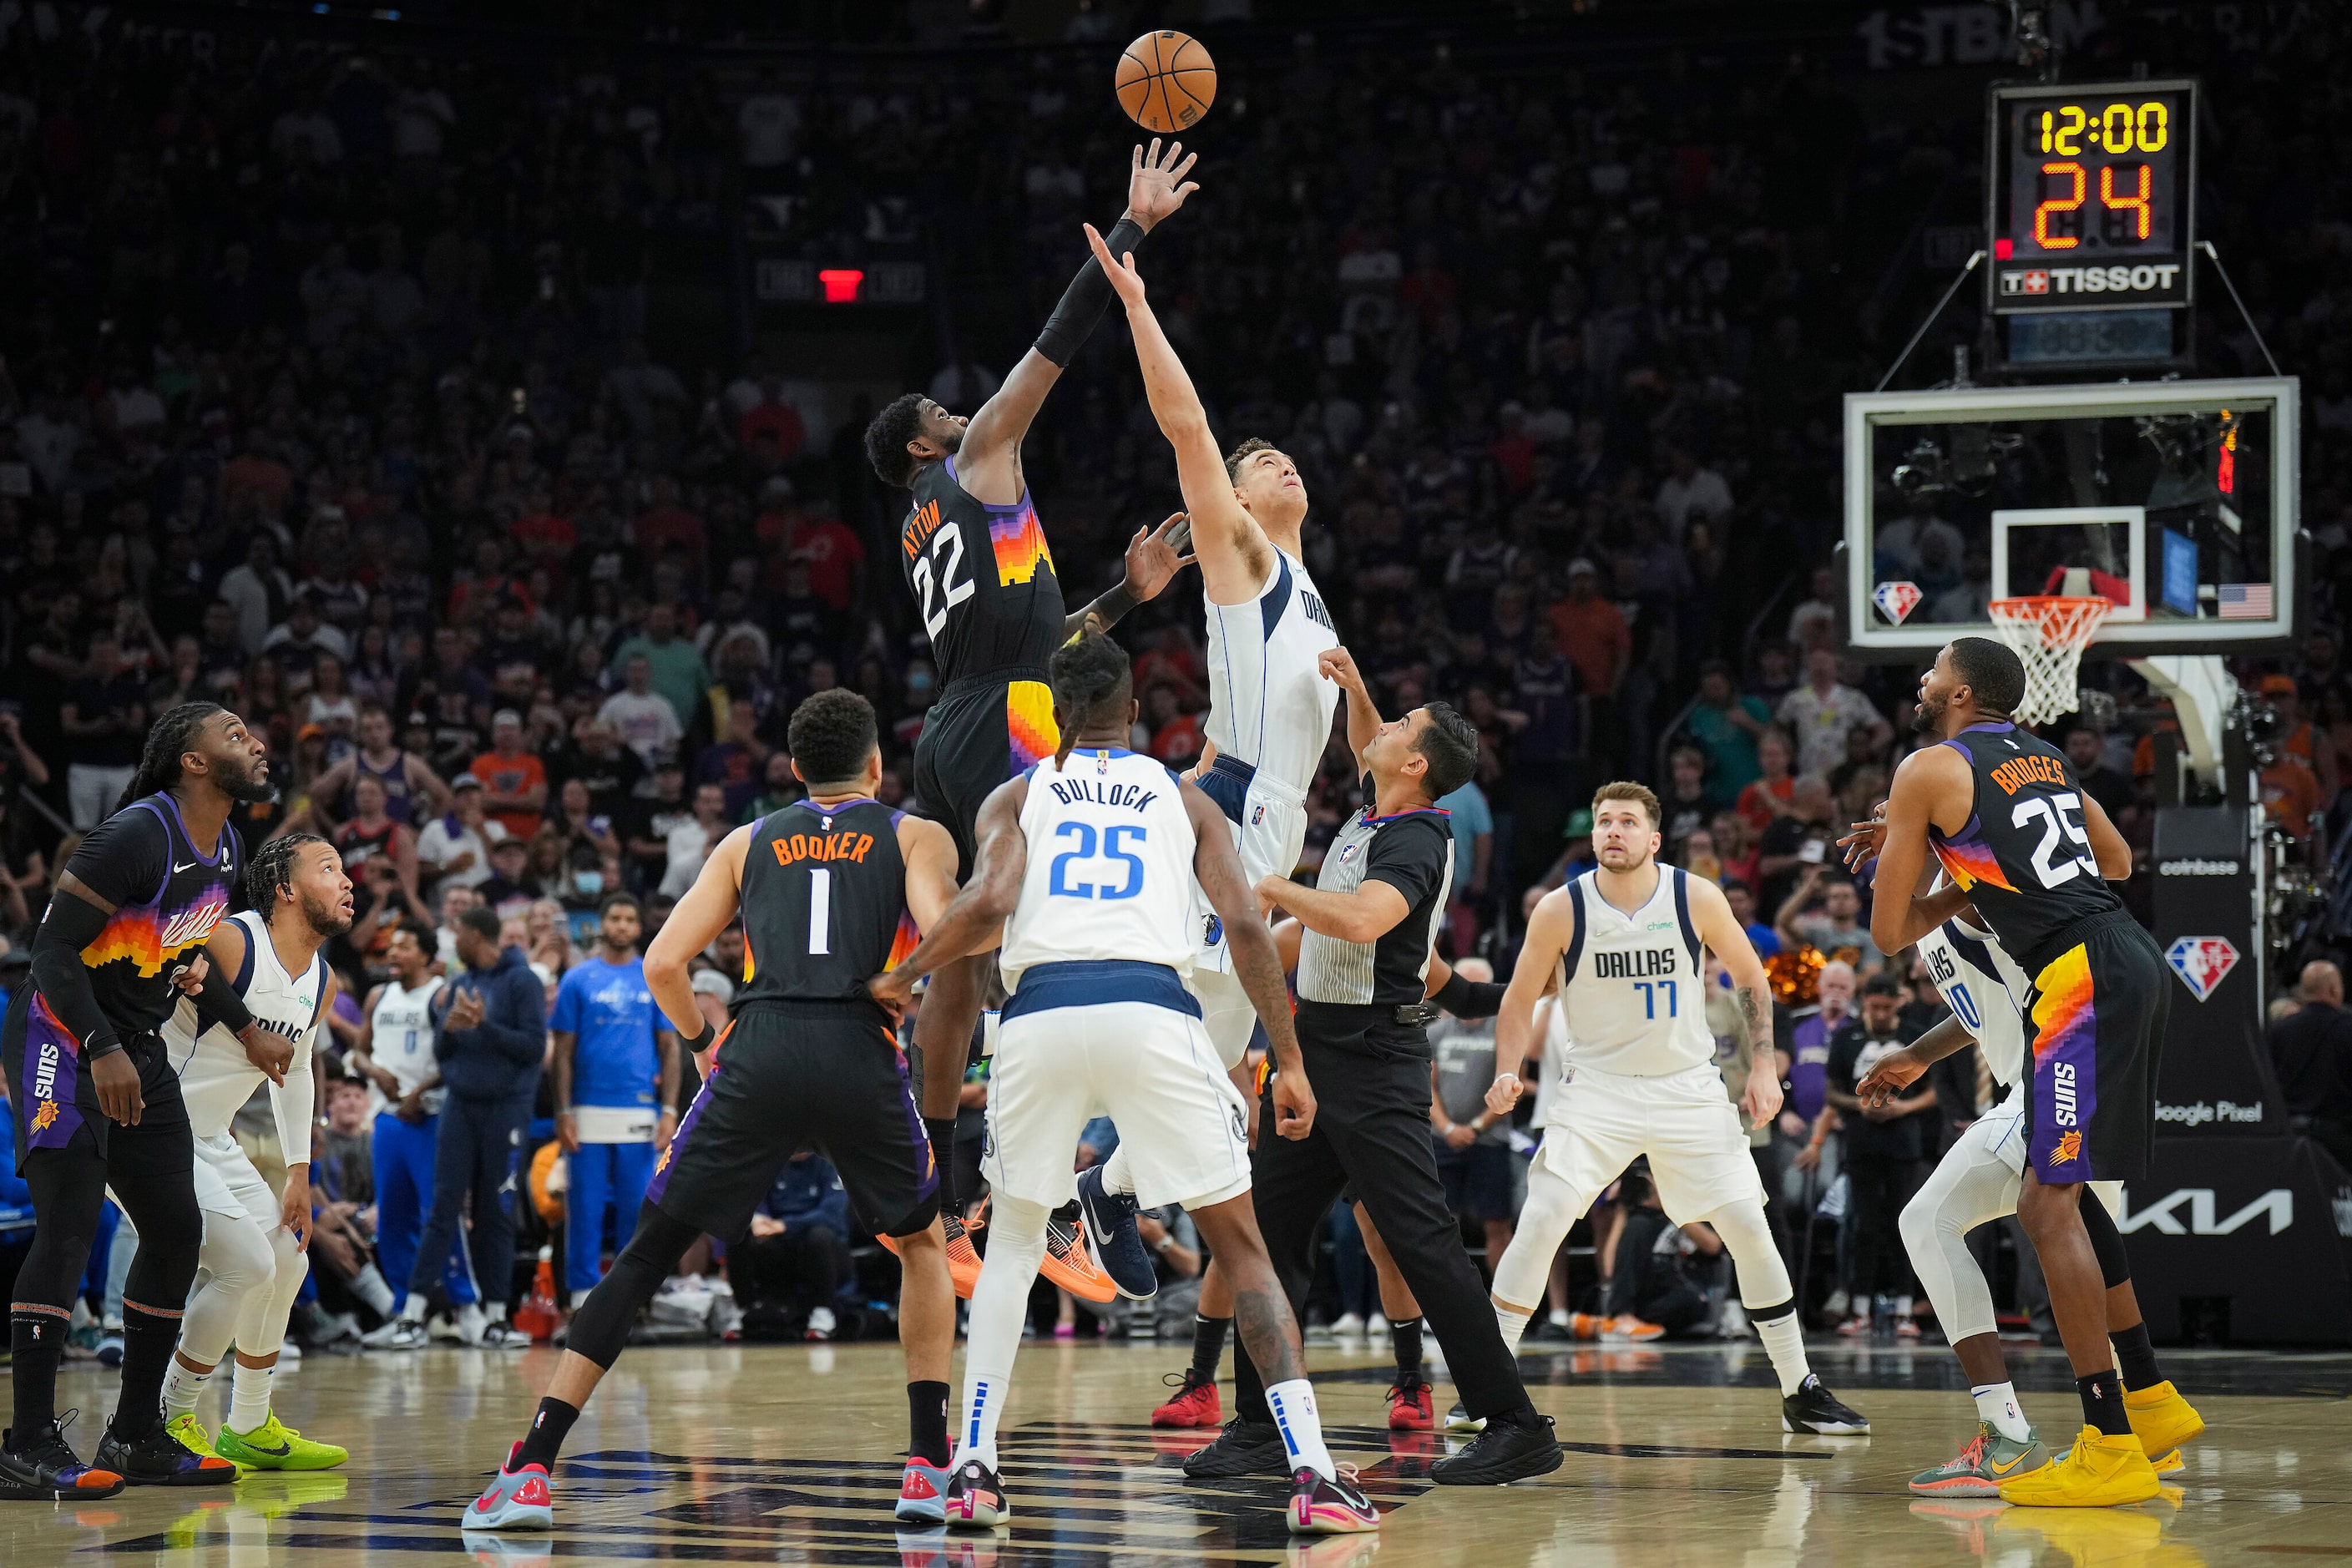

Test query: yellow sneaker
[164,1413,243,1469]
[1997,1425,2160,1507]
[2123,1381,2204,1461]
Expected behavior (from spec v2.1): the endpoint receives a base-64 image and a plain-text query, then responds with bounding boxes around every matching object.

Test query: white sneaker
[479,1320,533,1349]
[314,1313,361,1345]
[276,1339,303,1363]
[455,1302,488,1347]
[1718,1302,1750,1340]
[362,1318,427,1351]
[1366,1314,1389,1339]
[1822,1289,1851,1321]
[1330,1313,1365,1338]
[806,1306,837,1342]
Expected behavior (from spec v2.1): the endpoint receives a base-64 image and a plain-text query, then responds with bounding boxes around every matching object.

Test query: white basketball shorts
[1536,1060,1767,1225]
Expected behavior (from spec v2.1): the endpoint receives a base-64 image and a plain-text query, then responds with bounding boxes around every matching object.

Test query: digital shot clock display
[1986,80,2196,316]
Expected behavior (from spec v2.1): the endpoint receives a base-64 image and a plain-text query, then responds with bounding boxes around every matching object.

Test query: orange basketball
[1115,30,1216,134]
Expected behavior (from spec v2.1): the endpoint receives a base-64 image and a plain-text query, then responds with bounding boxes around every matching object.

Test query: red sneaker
[1150,1369,1222,1429]
[1386,1372,1434,1431]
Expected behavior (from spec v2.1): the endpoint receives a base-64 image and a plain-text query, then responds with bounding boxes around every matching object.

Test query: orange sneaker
[1040,1211,1117,1304]
[881,1204,988,1300]
[1151,1369,1223,1428]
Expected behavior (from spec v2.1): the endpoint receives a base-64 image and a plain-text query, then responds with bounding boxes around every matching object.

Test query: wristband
[680,1019,716,1055]
[1087,579,1141,630]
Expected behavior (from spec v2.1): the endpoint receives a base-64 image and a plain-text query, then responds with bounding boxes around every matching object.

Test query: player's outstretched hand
[1125,137,1200,230]
[1317,645,1367,693]
[866,969,914,1020]
[92,1048,144,1126]
[1272,1070,1316,1141]
[1083,222,1148,307]
[1854,1045,1926,1109]
[1837,802,1889,873]
[239,1024,292,1087]
[1122,512,1197,603]
[1485,1071,1523,1118]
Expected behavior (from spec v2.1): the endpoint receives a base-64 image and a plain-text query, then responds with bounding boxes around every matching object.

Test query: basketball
[1115,29,1216,134]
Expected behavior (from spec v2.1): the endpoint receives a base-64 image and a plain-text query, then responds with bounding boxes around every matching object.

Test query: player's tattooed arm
[870,781,1029,1014]
[1688,873,1784,1129]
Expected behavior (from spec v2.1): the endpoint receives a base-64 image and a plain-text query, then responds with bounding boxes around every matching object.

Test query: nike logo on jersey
[175,861,197,873]
[1594,947,1681,979]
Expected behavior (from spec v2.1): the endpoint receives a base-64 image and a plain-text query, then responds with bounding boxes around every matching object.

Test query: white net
[1987,596,2114,725]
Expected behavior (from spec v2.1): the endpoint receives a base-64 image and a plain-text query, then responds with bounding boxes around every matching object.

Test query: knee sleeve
[231,1227,310,1360]
[567,1201,701,1369]
[1701,1201,1793,1310]
[2078,1186,2131,1290]
[177,1213,277,1365]
[1899,1149,2008,1343]
[1490,1158,1588,1311]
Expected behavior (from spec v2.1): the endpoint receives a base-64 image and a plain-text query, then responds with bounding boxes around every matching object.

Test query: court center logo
[2165,936,2239,1001]
[1872,580,1924,625]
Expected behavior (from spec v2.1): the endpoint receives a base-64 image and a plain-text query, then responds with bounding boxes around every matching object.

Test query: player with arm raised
[861,141,1200,1256]
[463,690,966,1533]
[1863,636,2177,1507]
[1483,781,1869,1438]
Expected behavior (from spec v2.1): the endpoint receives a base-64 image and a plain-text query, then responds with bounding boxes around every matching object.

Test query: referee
[1184,648,1563,1487]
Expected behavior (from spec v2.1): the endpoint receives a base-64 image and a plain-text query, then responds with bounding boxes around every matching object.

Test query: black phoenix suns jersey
[48,793,242,1038]
[899,455,1065,685]
[1926,721,2124,965]
[738,798,918,1007]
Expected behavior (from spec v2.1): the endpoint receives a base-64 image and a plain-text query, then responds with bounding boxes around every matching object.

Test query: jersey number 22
[912,524,976,640]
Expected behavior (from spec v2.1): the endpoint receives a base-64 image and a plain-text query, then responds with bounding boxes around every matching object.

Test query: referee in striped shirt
[1181,648,1564,1488]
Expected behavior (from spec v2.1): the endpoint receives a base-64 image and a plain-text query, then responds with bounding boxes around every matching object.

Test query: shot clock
[1986,79,2196,318]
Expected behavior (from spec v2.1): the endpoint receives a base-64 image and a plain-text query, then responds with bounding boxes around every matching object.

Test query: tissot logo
[2153,1099,2263,1127]
[2158,858,2239,877]
[2001,263,2183,296]
[2119,1186,2293,1237]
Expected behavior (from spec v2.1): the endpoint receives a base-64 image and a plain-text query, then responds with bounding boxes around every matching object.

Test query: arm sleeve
[1433,970,1510,1020]
[1363,821,1449,912]
[28,893,124,1056]
[271,1016,320,1166]
[1032,216,1146,367]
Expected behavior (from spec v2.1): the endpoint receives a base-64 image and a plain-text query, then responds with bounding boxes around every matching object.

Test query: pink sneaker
[462,1443,553,1530]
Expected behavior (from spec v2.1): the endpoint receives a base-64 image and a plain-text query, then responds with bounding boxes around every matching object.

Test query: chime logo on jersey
[2165,936,2239,1002]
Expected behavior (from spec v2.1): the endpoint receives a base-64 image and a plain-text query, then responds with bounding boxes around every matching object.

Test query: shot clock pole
[1874,250,1985,393]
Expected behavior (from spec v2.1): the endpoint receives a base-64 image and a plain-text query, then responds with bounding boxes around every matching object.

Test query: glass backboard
[1842,377,2299,656]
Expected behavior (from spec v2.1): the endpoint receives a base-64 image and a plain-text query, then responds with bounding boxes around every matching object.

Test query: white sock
[959,1366,1011,1473]
[351,1265,397,1318]
[1495,1302,1533,1356]
[486,1302,508,1323]
[1896,1294,1914,1320]
[162,1360,215,1422]
[957,1193,1050,1474]
[1100,1136,1135,1199]
[1971,1381,2031,1442]
[1547,1308,1569,1328]
[400,1292,428,1323]
[1264,1379,1336,1483]
[227,1361,274,1435]
[1753,1310,1811,1397]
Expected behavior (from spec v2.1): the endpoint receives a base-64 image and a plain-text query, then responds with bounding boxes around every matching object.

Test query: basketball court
[6,1338,2344,1565]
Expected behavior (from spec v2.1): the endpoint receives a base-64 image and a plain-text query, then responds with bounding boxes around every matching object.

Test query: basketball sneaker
[1443,1403,1485,1434]
[1908,1423,2048,1495]
[1996,1425,2160,1507]
[896,1457,952,1525]
[1386,1373,1434,1431]
[94,1419,239,1485]
[1600,1315,1666,1343]
[1040,1211,1117,1304]
[1289,1464,1380,1535]
[2122,1381,2203,1462]
[1780,1374,1870,1435]
[1181,1416,1287,1478]
[943,1457,1010,1527]
[214,1415,349,1471]
[361,1316,427,1351]
[1074,1166,1159,1301]
[1151,1369,1222,1428]
[881,1206,987,1300]
[463,1442,555,1529]
[1429,1411,1565,1486]
[0,1412,124,1500]
[164,1414,237,1469]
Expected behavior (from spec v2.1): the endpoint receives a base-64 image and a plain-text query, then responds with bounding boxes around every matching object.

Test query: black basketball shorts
[2022,910,2169,1185]
[4,986,190,1178]
[912,675,1059,877]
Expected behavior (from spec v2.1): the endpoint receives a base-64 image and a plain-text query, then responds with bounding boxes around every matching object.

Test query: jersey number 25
[2012,791,2098,889]
[912,523,976,640]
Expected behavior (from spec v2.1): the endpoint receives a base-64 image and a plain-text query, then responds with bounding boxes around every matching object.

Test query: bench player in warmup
[872,634,1381,1535]
[862,141,1201,1291]
[156,833,354,1471]
[1864,636,2193,1506]
[463,690,968,1531]
[1485,781,1870,1438]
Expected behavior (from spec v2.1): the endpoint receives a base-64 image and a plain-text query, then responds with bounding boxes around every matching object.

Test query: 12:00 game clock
[1986,79,2197,316]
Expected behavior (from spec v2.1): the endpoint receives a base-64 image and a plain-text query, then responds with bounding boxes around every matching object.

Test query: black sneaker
[95,1419,239,1486]
[1429,1411,1565,1485]
[1782,1374,1870,1435]
[1075,1166,1158,1302]
[1181,1417,1288,1478]
[0,1412,124,1500]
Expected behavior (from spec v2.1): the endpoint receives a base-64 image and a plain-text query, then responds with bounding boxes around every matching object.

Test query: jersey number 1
[807,869,832,954]
[912,523,976,640]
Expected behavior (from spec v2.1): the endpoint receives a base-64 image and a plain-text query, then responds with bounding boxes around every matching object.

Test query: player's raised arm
[955,140,1199,498]
[1488,888,1575,1115]
[1869,747,1976,957]
[1319,646,1382,776]
[1687,873,1783,1128]
[1085,221,1271,604]
[871,778,1031,1010]
[644,823,754,1044]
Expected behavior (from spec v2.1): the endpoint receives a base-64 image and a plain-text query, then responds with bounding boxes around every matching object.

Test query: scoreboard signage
[1986,79,2196,316]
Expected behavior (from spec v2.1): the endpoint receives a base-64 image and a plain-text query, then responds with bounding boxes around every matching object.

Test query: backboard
[1841,377,2299,660]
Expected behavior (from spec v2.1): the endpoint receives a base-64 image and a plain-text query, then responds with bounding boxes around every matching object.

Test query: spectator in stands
[418,774,503,892]
[1774,865,1885,974]
[1429,958,1513,1277]
[1687,660,1773,809]
[1754,776,1838,915]
[1736,728,1798,834]
[1778,647,1889,781]
[739,1152,855,1343]
[2269,960,2352,1171]
[599,654,685,769]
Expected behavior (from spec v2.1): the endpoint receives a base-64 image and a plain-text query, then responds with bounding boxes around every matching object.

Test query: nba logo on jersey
[1252,804,1265,825]
[1338,842,1359,864]
[2166,936,2239,1001]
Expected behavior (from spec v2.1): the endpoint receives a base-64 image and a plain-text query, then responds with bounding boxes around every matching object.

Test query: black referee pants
[1232,1002,1534,1425]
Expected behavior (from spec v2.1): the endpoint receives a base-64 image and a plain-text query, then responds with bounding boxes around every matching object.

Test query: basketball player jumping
[871,634,1380,1535]
[1864,636,2178,1506]
[862,140,1202,1258]
[1485,781,1871,1438]
[1844,858,2203,1494]
[464,690,967,1531]
[156,833,355,1471]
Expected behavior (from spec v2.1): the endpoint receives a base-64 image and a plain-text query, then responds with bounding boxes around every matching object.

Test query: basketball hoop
[1987,595,2114,725]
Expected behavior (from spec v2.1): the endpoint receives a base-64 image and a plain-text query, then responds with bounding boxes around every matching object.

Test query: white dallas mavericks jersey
[1553,867,1716,1077]
[1203,548,1340,790]
[1000,748,1198,993]
[162,909,323,1158]
[372,974,444,1100]
[1917,913,2031,1088]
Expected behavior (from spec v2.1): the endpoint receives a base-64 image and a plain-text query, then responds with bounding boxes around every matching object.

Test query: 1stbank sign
[2165,936,2238,1001]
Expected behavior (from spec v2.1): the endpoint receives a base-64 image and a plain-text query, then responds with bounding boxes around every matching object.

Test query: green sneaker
[1909,1422,2047,1496]
[213,1414,349,1471]
[164,1414,244,1469]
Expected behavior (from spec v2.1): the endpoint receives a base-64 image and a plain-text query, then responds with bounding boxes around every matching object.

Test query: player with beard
[155,834,356,1470]
[3,702,276,1498]
[862,141,1200,1277]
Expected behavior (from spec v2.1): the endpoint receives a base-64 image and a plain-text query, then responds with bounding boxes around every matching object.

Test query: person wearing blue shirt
[550,894,680,1308]
[1434,779,1495,909]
